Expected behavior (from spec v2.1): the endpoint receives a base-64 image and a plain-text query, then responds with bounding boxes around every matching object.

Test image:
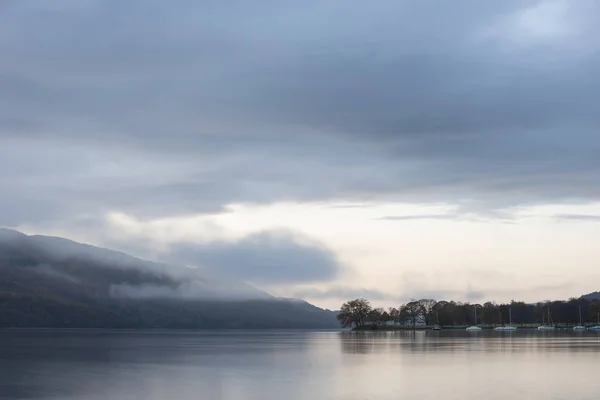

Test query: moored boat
[538,306,555,331]
[466,306,482,331]
[573,306,586,331]
[494,307,517,331]
[588,312,600,331]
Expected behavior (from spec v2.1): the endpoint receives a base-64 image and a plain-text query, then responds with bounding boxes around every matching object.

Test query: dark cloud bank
[1,0,600,227]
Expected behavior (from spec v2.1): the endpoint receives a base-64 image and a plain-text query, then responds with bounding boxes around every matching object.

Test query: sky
[2,0,600,309]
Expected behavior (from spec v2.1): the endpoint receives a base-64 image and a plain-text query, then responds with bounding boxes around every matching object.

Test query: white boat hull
[495,326,517,331]
[466,326,482,331]
[573,326,586,331]
[589,326,600,331]
[537,326,554,331]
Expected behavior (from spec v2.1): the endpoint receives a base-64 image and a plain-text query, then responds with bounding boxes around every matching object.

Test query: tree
[433,301,452,325]
[338,296,600,329]
[380,311,392,325]
[418,299,437,325]
[368,307,384,326]
[400,301,424,328]
[589,301,600,323]
[471,303,483,325]
[388,307,400,323]
[337,298,372,328]
[480,302,498,325]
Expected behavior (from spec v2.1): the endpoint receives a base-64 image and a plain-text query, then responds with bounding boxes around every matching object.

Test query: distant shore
[352,324,599,331]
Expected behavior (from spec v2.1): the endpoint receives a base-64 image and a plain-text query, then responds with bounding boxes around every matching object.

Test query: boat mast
[542,307,545,325]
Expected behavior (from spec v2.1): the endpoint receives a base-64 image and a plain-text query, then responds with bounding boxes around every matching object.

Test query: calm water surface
[1,329,599,400]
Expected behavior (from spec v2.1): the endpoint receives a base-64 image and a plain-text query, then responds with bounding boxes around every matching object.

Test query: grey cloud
[291,286,401,303]
[35,264,80,284]
[108,279,265,301]
[109,283,185,300]
[1,1,600,227]
[165,231,342,284]
[288,286,493,305]
[400,283,578,304]
[320,283,579,306]
[290,286,517,305]
[328,204,374,209]
[377,214,459,221]
[1,228,270,300]
[554,214,600,222]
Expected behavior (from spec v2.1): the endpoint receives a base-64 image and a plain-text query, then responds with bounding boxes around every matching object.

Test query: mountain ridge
[0,228,338,329]
[581,291,600,301]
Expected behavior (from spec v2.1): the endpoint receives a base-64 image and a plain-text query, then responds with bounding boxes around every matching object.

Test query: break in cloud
[2,1,600,305]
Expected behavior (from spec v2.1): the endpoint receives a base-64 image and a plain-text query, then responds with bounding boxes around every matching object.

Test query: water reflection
[339,329,600,355]
[1,329,600,400]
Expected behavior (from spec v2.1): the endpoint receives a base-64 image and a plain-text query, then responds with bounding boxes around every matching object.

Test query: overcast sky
[2,0,600,309]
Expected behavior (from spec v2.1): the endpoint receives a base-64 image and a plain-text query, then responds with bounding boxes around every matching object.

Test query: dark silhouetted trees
[418,299,437,325]
[339,296,600,328]
[337,298,372,328]
[400,301,424,327]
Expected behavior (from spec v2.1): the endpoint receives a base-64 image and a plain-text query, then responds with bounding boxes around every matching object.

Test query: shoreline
[352,324,599,331]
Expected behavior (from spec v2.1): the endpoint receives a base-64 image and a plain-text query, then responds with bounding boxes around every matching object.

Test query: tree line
[337,297,600,329]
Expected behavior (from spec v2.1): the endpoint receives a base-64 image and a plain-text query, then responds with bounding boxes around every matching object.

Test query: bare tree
[388,307,400,324]
[337,298,372,329]
[380,310,392,325]
[368,307,385,326]
[418,299,437,326]
[400,301,425,328]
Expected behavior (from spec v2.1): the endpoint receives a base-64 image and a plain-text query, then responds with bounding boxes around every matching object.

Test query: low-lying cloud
[377,214,459,221]
[166,231,342,285]
[291,286,401,303]
[554,214,600,222]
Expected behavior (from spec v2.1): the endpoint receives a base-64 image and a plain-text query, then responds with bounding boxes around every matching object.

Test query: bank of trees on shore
[337,297,600,329]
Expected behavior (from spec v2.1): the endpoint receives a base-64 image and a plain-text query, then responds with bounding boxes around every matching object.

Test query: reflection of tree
[338,332,380,354]
[338,331,473,355]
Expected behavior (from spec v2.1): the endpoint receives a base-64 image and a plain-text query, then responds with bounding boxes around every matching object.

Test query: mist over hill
[0,229,338,329]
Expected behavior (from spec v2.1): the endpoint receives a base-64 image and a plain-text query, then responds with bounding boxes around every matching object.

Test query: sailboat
[466,306,482,331]
[432,311,442,330]
[573,306,586,331]
[538,307,555,331]
[495,307,517,331]
[588,312,600,331]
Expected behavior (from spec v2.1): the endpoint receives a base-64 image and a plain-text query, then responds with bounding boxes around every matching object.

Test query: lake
[1,329,599,399]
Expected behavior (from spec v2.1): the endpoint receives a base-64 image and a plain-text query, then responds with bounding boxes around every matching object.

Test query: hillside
[581,292,600,301]
[0,229,338,329]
